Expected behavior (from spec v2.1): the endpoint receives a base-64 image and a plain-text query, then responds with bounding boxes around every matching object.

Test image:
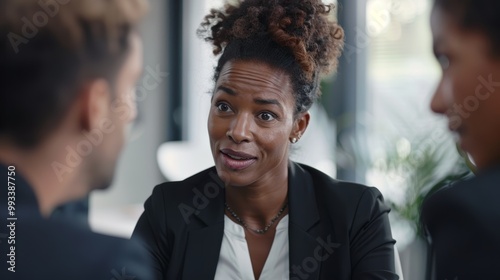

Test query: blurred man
[0,0,153,279]
[422,0,500,279]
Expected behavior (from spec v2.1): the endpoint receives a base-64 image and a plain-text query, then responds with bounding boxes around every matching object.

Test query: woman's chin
[215,168,253,188]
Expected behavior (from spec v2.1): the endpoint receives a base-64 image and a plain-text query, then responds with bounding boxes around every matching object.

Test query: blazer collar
[183,163,323,279]
[288,161,320,231]
[288,162,323,280]
[192,168,225,226]
[191,163,321,230]
[182,168,225,279]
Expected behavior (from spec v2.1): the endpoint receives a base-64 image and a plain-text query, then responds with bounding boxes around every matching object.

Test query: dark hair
[0,0,148,148]
[198,0,344,115]
[434,0,500,56]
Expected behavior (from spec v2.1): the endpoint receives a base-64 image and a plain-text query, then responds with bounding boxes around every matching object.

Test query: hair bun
[199,0,344,80]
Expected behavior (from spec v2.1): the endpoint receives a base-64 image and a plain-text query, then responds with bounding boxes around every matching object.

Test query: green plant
[374,136,472,237]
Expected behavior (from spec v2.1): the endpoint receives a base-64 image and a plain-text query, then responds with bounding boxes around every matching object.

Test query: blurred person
[421,0,500,278]
[132,0,398,279]
[0,0,153,279]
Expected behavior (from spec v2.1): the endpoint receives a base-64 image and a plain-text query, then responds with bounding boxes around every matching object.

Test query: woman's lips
[220,148,257,170]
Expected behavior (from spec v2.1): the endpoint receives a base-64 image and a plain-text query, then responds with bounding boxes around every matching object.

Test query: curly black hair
[434,0,500,57]
[198,0,344,115]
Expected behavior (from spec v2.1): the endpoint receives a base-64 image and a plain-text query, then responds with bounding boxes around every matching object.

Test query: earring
[290,138,298,144]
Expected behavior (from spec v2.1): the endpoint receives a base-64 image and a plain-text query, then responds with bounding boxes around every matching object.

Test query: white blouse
[214,214,290,280]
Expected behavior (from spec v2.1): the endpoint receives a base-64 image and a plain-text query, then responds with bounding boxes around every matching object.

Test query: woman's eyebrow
[216,85,284,110]
[254,98,283,110]
[216,85,237,95]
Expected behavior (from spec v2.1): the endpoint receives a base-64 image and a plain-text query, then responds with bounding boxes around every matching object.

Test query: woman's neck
[224,168,288,227]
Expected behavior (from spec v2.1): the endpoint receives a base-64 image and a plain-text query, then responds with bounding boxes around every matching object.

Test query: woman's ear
[290,111,310,142]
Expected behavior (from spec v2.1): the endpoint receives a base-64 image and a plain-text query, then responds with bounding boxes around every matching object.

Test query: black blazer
[0,164,153,280]
[132,162,397,279]
[421,165,500,279]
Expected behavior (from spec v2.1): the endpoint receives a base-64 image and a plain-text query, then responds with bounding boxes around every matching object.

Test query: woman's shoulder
[293,162,390,232]
[422,169,500,226]
[294,162,382,199]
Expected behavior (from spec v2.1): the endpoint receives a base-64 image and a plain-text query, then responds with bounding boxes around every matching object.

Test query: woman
[421,0,500,278]
[132,1,397,279]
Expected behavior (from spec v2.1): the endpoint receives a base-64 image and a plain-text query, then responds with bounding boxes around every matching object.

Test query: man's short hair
[0,0,148,148]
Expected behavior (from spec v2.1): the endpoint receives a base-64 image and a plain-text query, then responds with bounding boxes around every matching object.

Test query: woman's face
[430,8,500,170]
[208,59,309,187]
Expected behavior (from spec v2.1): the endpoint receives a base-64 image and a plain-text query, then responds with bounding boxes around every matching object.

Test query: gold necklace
[224,202,288,234]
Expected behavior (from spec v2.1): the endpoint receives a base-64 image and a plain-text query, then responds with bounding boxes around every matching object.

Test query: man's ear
[78,79,112,131]
[290,111,310,142]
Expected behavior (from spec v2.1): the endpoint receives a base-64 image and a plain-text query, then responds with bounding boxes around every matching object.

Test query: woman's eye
[216,103,231,112]
[437,54,450,70]
[259,112,276,121]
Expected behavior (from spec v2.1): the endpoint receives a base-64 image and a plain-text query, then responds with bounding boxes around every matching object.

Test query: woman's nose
[226,113,253,143]
[430,80,447,115]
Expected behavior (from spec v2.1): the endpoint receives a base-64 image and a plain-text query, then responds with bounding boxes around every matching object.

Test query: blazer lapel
[288,162,322,280]
[181,164,325,279]
[182,170,225,280]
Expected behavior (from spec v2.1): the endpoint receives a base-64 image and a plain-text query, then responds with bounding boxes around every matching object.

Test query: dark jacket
[132,162,397,279]
[422,165,500,280]
[0,164,153,280]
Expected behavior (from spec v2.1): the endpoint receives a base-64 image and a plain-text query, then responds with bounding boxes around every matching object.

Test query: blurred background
[88,0,469,279]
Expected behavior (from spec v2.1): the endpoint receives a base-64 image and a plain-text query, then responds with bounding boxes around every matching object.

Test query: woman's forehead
[219,60,289,82]
[216,60,293,96]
